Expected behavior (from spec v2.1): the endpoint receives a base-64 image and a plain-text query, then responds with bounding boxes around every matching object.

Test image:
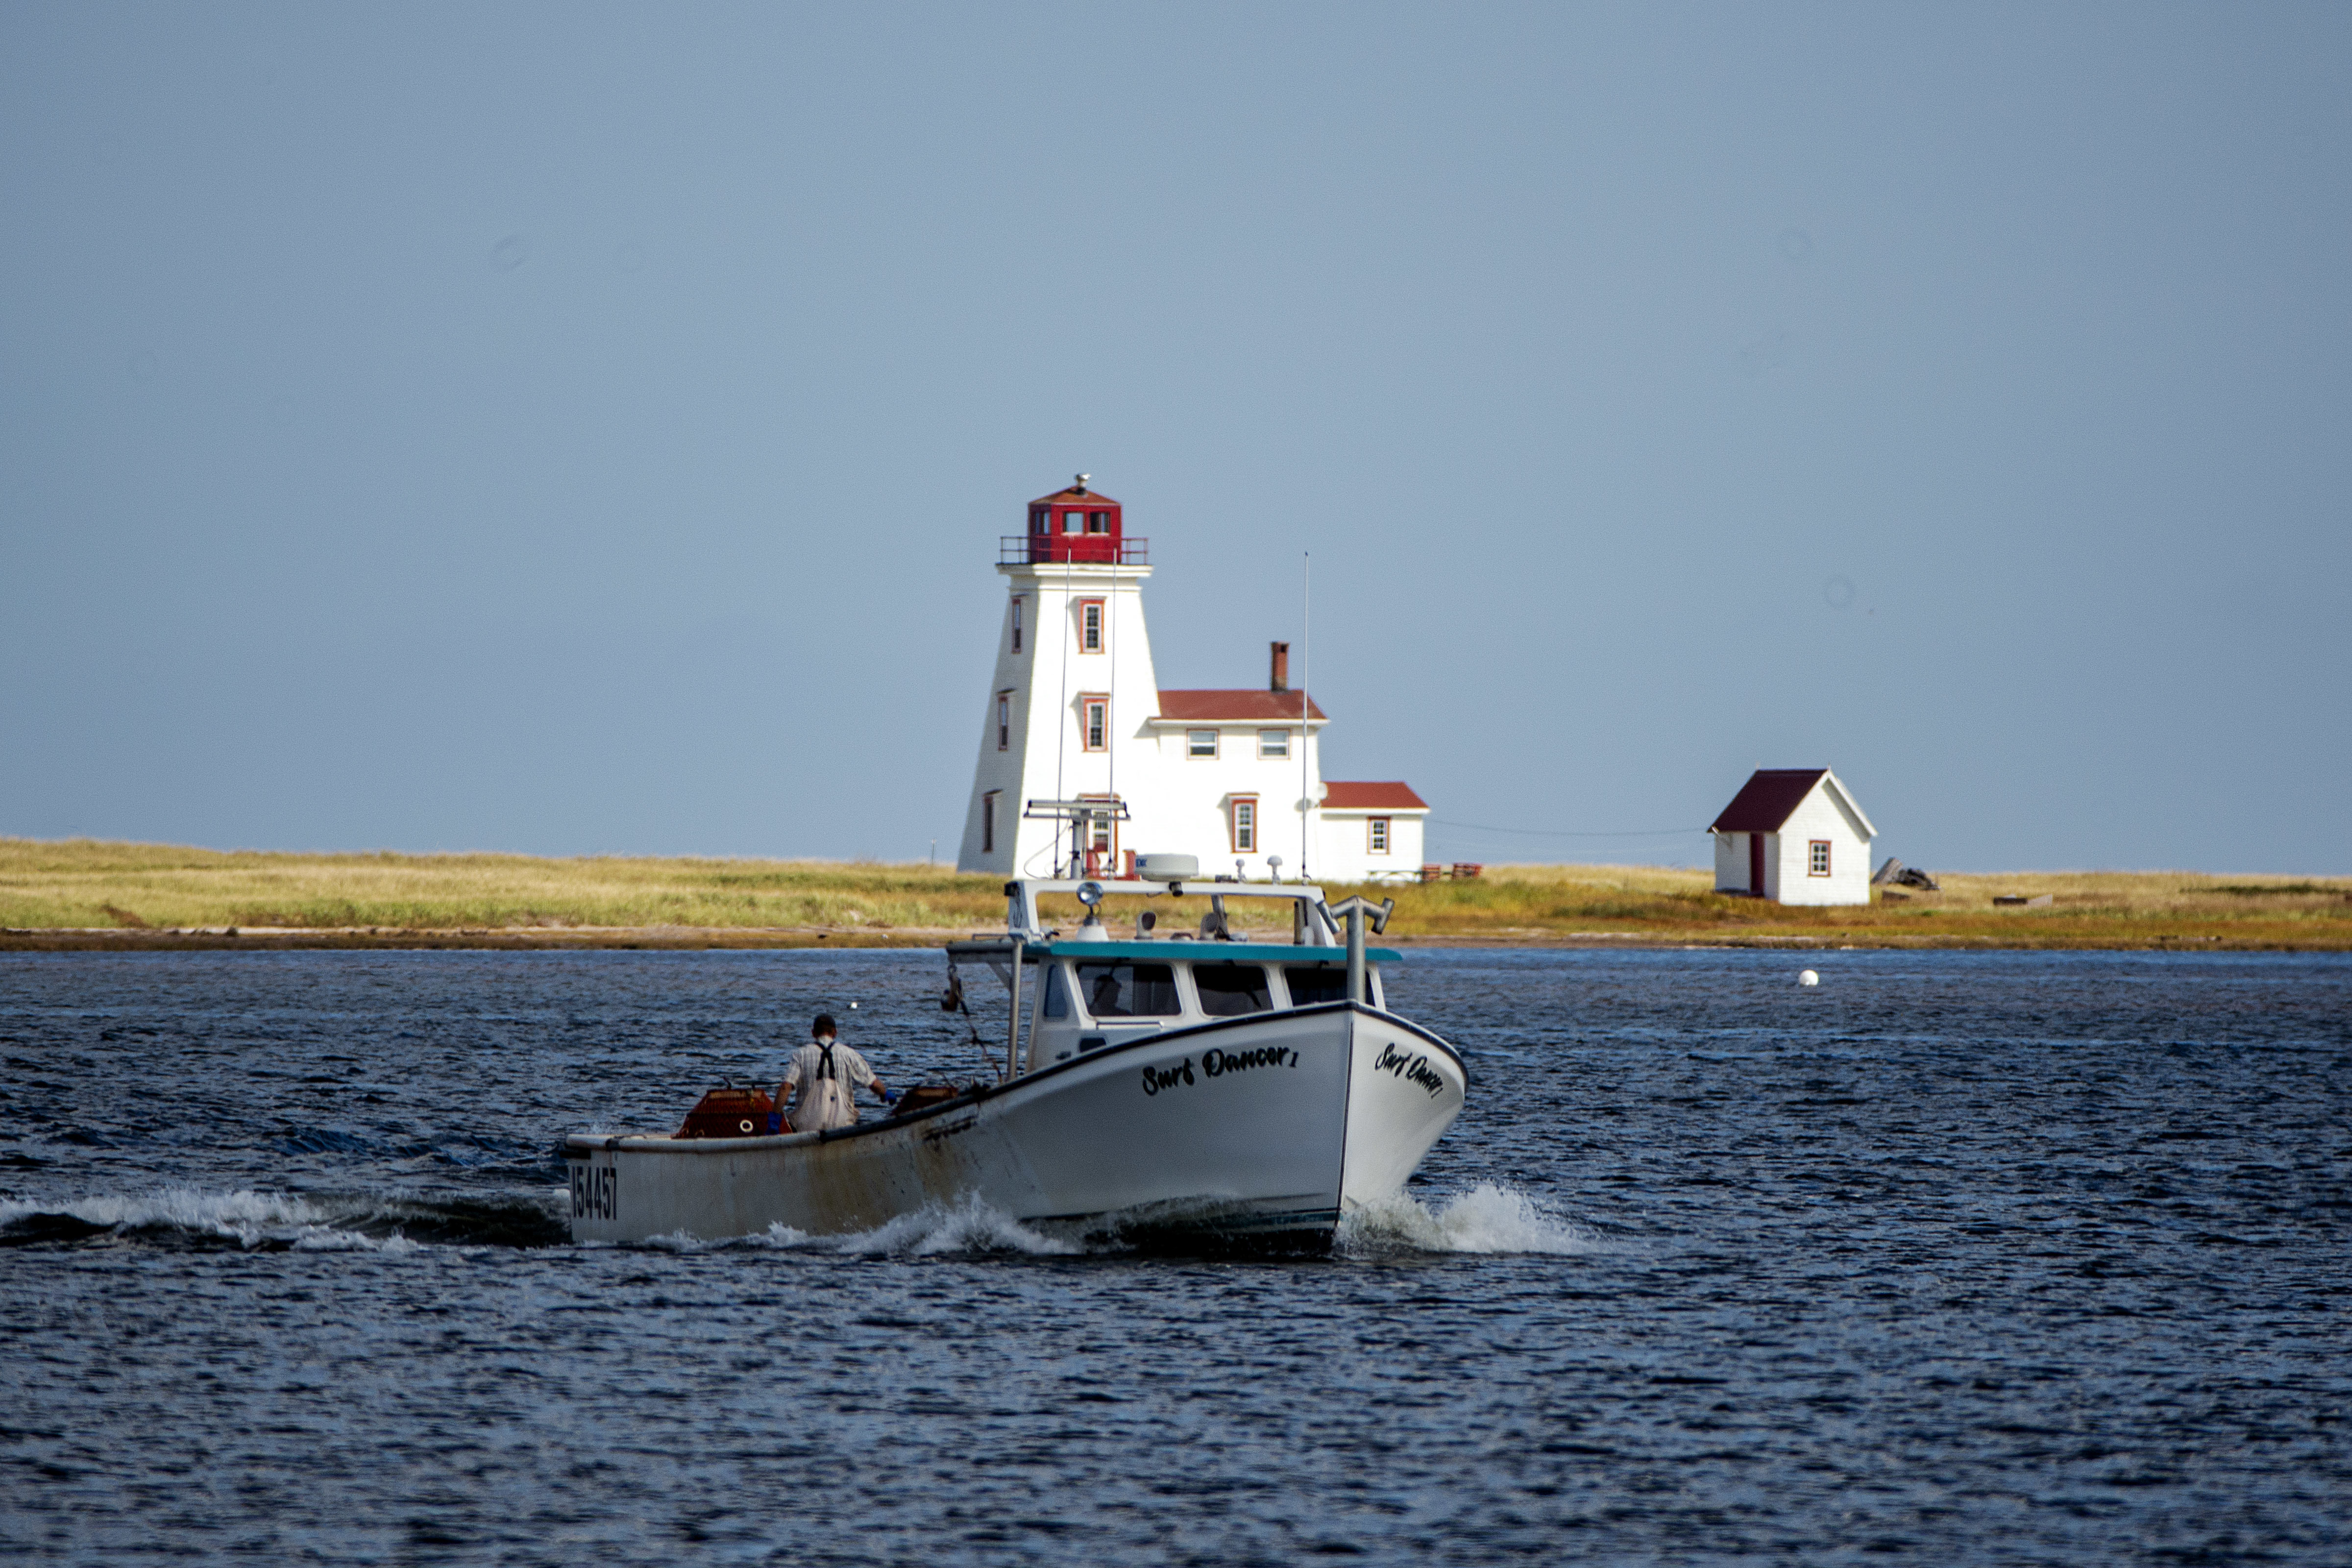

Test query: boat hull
[563,1002,1464,1246]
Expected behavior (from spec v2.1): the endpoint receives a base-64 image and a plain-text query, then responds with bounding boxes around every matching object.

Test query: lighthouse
[956,478,1429,882]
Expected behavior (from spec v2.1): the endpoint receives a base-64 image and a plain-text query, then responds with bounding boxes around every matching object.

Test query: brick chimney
[1269,641,1289,692]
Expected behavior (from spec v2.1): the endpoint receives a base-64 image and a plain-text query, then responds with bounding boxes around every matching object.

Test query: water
[3,948,2347,1564]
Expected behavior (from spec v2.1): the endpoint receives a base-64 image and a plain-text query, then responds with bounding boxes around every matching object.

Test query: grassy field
[3,838,2348,950]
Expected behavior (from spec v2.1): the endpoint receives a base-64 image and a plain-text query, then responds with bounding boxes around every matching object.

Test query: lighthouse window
[1078,600,1103,652]
[1081,696,1108,752]
[1063,510,1083,533]
[1030,508,1048,534]
[982,791,999,853]
[1187,729,1218,759]
[997,692,1011,751]
[1086,511,1108,533]
[1010,598,1023,653]
[1258,729,1290,760]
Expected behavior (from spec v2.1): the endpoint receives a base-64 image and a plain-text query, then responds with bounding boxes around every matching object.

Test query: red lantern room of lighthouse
[1006,474,1143,565]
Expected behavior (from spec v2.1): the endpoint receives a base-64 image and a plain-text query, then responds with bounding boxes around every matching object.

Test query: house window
[1078,599,1103,653]
[1369,817,1390,854]
[1258,729,1290,760]
[982,791,999,854]
[996,691,1011,751]
[1081,696,1108,752]
[1229,796,1257,854]
[1809,840,1832,877]
[1010,598,1023,654]
[1187,729,1218,759]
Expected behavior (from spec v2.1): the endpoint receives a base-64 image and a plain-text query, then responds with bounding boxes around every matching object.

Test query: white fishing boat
[562,858,1467,1249]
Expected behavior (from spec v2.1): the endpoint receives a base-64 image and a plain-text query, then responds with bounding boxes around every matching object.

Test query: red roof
[1322,781,1427,811]
[1031,485,1120,507]
[1710,769,1829,833]
[1156,689,1327,723]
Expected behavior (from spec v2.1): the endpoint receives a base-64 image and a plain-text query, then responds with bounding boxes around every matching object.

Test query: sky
[3,3,2347,873]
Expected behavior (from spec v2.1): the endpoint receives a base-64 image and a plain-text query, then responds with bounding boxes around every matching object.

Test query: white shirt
[778,1038,875,1131]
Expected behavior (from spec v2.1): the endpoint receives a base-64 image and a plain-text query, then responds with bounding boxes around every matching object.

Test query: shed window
[1194,963,1272,1017]
[1809,840,1832,877]
[1368,817,1390,854]
[1187,729,1218,759]
[1076,961,1180,1018]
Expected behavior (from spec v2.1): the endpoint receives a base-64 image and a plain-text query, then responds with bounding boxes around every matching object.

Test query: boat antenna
[1104,516,1119,876]
[1052,491,1074,877]
[1299,550,1310,883]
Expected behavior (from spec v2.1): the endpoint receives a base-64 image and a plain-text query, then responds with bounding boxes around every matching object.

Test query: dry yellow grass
[0,838,1004,935]
[3,840,2347,950]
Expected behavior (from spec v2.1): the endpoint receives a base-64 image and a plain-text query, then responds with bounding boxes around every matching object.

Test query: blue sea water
[2,947,2347,1565]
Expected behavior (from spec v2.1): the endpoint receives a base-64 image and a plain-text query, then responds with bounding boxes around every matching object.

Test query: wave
[0,1186,567,1251]
[637,1194,1079,1258]
[1336,1182,1606,1257]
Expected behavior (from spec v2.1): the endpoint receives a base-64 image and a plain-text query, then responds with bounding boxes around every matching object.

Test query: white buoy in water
[849,1001,859,1008]
[1798,969,1819,987]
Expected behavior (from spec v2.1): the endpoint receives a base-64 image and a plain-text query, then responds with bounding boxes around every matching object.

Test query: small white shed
[1709,768,1876,906]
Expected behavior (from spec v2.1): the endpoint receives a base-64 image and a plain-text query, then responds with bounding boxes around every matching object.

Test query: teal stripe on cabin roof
[1028,940,1402,964]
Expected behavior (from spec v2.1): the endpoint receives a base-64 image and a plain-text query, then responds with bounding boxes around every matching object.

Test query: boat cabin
[947,867,1400,1078]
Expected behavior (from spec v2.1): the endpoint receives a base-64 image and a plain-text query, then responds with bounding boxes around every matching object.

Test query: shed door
[1749,833,1766,896]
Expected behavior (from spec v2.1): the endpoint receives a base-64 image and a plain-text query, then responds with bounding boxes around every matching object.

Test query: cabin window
[1194,963,1272,1017]
[1284,965,1348,1006]
[1076,961,1180,1018]
[1041,962,1070,1018]
[1081,696,1108,752]
[1810,840,1831,877]
[1258,729,1289,760]
[1188,729,1218,759]
[1368,817,1390,854]
[1010,598,1023,653]
[982,790,998,854]
[1078,600,1103,653]
[1229,796,1257,853]
[996,692,1011,751]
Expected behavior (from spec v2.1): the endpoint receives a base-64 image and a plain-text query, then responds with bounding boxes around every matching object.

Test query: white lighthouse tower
[957,477,1159,877]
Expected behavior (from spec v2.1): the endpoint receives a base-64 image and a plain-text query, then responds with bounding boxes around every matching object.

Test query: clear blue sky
[4,4,2347,873]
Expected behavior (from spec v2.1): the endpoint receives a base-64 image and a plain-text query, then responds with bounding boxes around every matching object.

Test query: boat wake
[1336,1183,1605,1257]
[638,1195,1081,1258]
[0,1187,570,1251]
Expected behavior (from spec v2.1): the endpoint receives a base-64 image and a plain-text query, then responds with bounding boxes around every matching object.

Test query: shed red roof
[1710,769,1830,833]
[1156,689,1327,723]
[1322,781,1427,811]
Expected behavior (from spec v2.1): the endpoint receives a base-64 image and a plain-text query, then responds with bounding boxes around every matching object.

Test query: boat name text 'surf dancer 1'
[562,858,1466,1249]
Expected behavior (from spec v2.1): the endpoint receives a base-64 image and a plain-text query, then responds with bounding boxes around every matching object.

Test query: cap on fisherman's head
[812,1014,837,1039]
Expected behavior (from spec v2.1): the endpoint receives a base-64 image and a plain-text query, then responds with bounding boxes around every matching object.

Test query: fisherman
[776,1013,889,1132]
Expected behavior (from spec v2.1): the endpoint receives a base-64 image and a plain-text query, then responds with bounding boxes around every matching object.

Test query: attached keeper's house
[1710,768,1876,906]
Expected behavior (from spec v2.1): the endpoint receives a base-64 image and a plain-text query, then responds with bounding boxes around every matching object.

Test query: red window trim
[1077,598,1105,654]
[1228,794,1259,854]
[1809,839,1832,877]
[1079,694,1109,753]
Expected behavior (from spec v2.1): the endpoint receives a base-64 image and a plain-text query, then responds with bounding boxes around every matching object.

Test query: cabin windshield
[1194,963,1272,1017]
[1284,966,1348,1006]
[1076,961,1181,1018]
